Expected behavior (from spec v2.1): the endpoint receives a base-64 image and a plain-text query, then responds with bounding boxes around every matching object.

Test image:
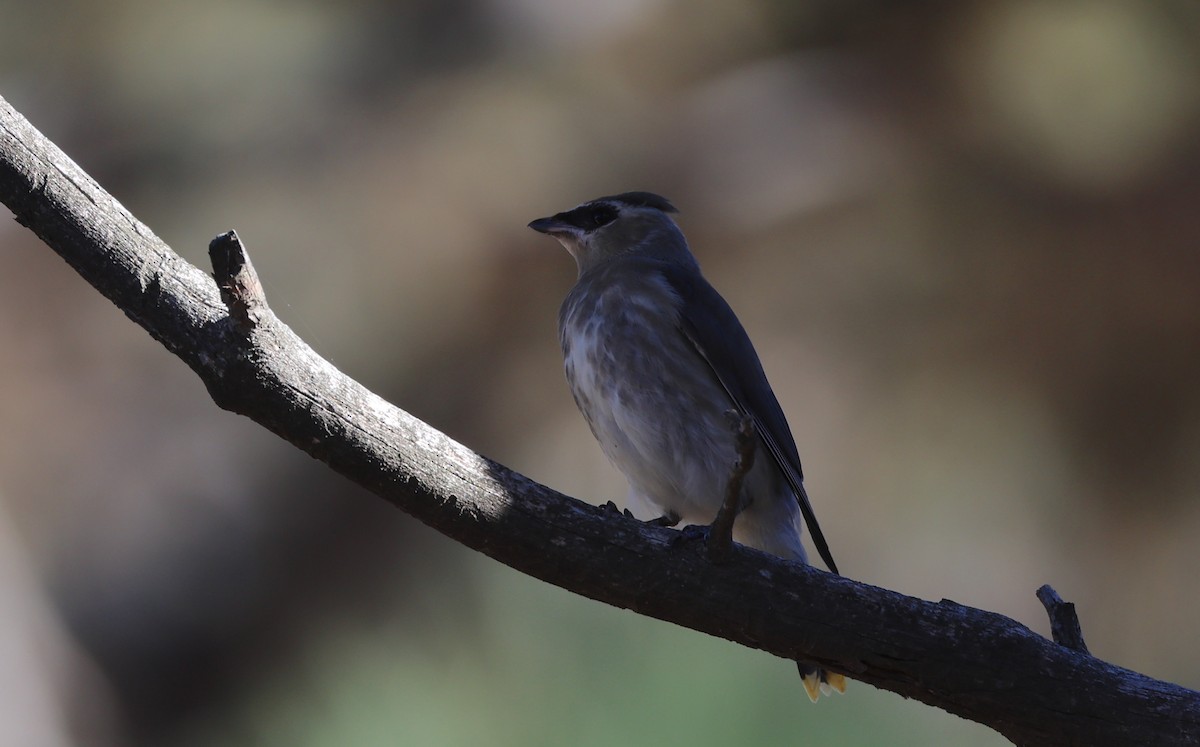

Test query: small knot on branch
[209,230,266,334]
[707,410,756,561]
[1036,584,1090,654]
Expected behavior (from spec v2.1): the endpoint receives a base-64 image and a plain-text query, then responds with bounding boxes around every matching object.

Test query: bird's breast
[558,270,685,421]
[557,269,740,519]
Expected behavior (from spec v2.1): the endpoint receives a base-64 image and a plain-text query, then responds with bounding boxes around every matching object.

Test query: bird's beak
[528,216,574,236]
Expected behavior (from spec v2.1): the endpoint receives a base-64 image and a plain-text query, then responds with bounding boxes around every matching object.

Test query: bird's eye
[566,203,618,232]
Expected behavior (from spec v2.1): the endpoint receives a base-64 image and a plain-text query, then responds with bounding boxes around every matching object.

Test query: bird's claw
[648,511,681,528]
[602,501,653,521]
[668,523,710,549]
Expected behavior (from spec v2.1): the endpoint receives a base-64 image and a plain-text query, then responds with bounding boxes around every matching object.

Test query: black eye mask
[556,202,619,232]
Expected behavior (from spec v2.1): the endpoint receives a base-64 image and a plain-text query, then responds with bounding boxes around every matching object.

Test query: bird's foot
[602,501,654,521]
[666,523,710,549]
[647,511,681,528]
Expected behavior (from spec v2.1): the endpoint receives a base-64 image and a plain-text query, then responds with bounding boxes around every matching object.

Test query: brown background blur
[2,1,1199,745]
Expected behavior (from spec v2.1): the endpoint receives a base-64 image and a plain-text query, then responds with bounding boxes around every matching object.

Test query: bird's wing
[659,263,839,574]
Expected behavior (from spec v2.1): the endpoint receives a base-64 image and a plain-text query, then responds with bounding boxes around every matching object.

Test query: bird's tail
[797,660,847,703]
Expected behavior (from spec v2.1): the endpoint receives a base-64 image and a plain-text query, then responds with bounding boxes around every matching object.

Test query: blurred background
[2,0,1200,744]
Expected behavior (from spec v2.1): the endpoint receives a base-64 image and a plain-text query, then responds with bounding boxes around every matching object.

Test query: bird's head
[528,192,694,275]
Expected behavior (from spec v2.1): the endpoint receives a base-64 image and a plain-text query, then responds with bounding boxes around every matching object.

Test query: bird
[528,191,845,702]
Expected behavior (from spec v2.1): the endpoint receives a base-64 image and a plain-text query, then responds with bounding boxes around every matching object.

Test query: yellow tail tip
[802,674,823,703]
[802,671,848,702]
[826,672,848,694]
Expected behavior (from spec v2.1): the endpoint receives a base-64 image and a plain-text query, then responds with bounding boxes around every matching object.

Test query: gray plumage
[529,192,843,700]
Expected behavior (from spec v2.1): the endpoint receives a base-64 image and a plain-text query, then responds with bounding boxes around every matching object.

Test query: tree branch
[1037,584,1090,654]
[1,94,1197,747]
[209,229,266,334]
[706,411,756,560]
